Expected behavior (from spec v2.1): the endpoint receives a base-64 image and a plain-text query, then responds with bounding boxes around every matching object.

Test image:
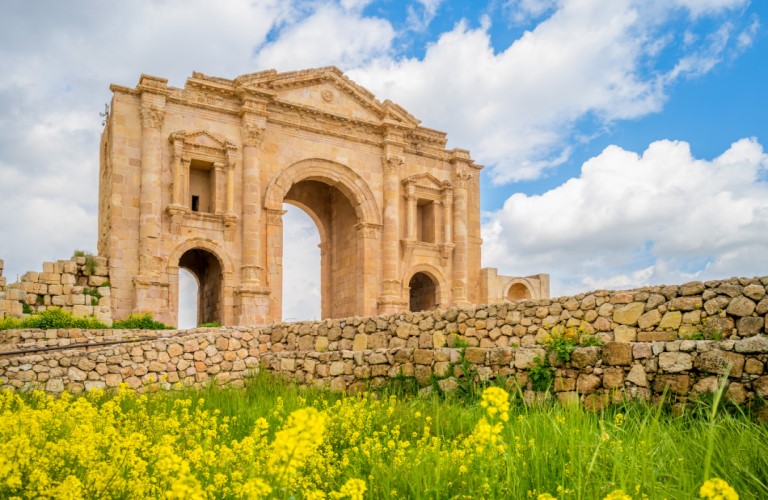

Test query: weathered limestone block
[602,367,624,389]
[742,284,766,301]
[576,373,601,394]
[515,348,546,369]
[658,352,692,373]
[745,358,764,374]
[658,311,682,330]
[653,374,690,395]
[679,281,705,296]
[603,342,632,366]
[626,364,648,387]
[613,303,644,326]
[696,350,745,378]
[464,347,486,364]
[692,376,720,395]
[637,310,661,329]
[570,346,599,368]
[726,297,756,317]
[669,297,702,311]
[737,316,764,336]
[614,325,636,343]
[734,335,768,353]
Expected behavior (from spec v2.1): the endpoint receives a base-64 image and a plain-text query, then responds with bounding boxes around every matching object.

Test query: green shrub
[0,316,24,330]
[197,322,221,328]
[112,313,172,330]
[0,308,109,330]
[21,303,33,315]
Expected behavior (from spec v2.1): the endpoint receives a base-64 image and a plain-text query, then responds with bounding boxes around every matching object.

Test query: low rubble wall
[0,276,767,408]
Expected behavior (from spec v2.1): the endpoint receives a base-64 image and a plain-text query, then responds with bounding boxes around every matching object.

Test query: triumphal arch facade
[98,67,548,327]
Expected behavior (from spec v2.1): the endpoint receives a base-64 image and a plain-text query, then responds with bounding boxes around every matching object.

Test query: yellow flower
[268,407,326,478]
[603,490,632,500]
[239,478,272,499]
[331,478,367,500]
[700,478,739,500]
[537,494,557,500]
[479,387,510,422]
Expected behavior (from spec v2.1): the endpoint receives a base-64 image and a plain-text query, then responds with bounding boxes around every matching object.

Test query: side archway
[504,279,534,302]
[166,239,235,327]
[402,264,449,311]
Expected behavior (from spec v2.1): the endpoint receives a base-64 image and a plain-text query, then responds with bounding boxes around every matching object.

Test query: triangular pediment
[403,173,451,192]
[170,130,234,150]
[236,67,421,127]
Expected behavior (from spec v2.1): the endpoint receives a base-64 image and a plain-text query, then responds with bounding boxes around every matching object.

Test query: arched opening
[178,248,223,326]
[281,205,321,321]
[507,282,531,301]
[283,179,359,319]
[409,272,437,312]
[178,268,199,329]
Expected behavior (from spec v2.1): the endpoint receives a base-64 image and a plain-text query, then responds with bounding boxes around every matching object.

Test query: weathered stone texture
[1,276,767,408]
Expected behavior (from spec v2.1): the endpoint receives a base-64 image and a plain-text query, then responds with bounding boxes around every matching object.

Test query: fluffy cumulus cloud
[254,3,395,71]
[350,0,756,183]
[482,138,768,296]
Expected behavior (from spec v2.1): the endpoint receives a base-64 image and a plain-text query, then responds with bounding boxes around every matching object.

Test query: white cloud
[482,138,768,296]
[406,0,443,32]
[671,0,749,18]
[254,4,395,71]
[504,0,560,24]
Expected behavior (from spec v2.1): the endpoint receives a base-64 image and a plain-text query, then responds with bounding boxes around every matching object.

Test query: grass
[1,372,765,499]
[0,309,172,331]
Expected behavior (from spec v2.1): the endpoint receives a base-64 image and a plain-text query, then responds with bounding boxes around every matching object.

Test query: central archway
[264,159,381,321]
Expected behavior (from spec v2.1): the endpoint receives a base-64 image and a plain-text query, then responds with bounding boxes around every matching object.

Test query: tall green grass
[9,372,768,499]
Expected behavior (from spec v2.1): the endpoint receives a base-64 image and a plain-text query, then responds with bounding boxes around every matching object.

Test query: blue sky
[1,0,767,325]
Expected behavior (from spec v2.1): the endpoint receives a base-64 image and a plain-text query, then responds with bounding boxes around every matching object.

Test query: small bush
[197,322,221,328]
[21,303,33,314]
[0,308,109,330]
[112,313,172,330]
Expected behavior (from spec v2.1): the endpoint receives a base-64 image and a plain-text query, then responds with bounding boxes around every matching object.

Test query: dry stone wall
[0,256,112,324]
[1,276,768,409]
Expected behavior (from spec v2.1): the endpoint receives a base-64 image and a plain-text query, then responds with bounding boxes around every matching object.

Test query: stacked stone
[0,327,263,393]
[3,256,112,324]
[262,278,768,356]
[0,259,23,318]
[0,276,767,410]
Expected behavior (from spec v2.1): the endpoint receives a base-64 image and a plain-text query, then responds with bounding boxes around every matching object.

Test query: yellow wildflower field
[0,376,763,499]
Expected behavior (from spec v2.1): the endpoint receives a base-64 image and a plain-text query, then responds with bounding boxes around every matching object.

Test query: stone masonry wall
[1,276,767,409]
[0,256,112,324]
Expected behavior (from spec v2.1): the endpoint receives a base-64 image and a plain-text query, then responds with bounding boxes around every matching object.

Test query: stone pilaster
[236,96,270,325]
[451,163,472,307]
[264,208,286,324]
[134,75,169,315]
[378,154,405,314]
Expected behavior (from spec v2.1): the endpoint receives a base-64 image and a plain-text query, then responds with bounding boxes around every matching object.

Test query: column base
[133,276,170,324]
[237,284,271,326]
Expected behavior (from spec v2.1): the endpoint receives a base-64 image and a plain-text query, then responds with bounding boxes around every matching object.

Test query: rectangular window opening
[416,199,435,243]
[189,159,213,213]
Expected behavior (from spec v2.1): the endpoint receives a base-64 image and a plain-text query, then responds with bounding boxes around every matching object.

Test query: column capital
[453,166,473,189]
[140,104,165,130]
[242,124,266,148]
[382,154,404,175]
[355,222,382,239]
[265,208,286,226]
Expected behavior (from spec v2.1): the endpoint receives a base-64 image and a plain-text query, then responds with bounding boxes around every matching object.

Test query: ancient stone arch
[166,238,235,326]
[263,158,382,320]
[505,279,534,302]
[98,66,548,326]
[402,264,448,311]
